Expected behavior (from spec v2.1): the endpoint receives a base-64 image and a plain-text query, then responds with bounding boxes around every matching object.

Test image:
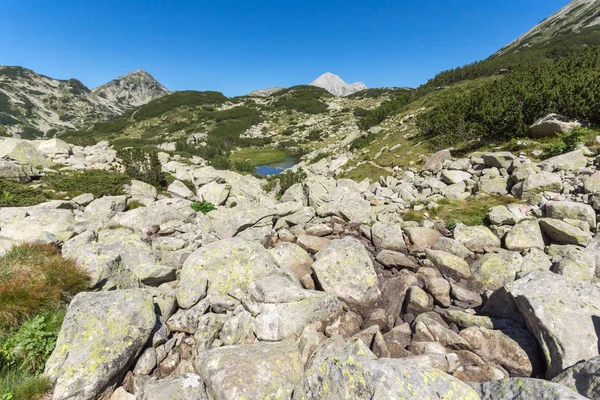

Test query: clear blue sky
[0,0,569,96]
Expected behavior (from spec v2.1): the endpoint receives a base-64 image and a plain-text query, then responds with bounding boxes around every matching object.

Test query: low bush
[191,201,217,214]
[544,127,586,158]
[42,170,130,198]
[0,181,47,207]
[349,135,376,151]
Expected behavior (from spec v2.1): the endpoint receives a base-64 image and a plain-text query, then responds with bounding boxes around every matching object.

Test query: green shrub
[350,135,376,150]
[42,170,130,198]
[118,148,166,188]
[0,181,47,207]
[191,201,216,214]
[307,130,323,141]
[544,127,586,157]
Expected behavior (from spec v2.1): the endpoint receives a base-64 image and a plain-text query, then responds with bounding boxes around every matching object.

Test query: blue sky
[1,0,569,96]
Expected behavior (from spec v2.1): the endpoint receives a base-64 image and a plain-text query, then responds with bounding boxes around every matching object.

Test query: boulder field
[3,137,600,399]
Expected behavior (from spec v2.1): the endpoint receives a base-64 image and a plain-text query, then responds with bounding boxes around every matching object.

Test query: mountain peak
[310,72,367,97]
[92,70,169,108]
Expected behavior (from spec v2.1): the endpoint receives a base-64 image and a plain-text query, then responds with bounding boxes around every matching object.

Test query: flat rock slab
[194,341,303,400]
[473,378,587,399]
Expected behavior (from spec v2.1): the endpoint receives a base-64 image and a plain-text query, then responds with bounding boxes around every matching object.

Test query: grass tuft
[0,243,89,327]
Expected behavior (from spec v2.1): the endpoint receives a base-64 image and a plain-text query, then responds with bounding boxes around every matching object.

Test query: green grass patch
[406,195,518,226]
[340,163,391,183]
[229,148,289,167]
[0,370,51,400]
[42,170,131,198]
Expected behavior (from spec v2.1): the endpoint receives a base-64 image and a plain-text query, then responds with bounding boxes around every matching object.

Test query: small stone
[405,286,433,315]
[425,249,472,281]
[296,235,331,253]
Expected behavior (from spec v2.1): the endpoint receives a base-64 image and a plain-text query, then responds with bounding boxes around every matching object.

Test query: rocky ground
[3,135,600,399]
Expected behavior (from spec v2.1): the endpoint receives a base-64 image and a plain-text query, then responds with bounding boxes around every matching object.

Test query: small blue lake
[254,156,299,176]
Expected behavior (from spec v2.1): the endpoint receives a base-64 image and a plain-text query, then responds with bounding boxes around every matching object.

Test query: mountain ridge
[496,0,600,55]
[0,66,168,138]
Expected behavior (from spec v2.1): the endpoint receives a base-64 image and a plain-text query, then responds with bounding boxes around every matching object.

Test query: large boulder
[45,290,156,400]
[371,222,406,251]
[584,171,600,194]
[482,152,516,170]
[552,356,600,400]
[111,198,196,232]
[517,172,562,202]
[507,271,600,378]
[84,196,128,220]
[35,138,72,157]
[530,113,582,138]
[422,149,452,172]
[540,150,588,172]
[425,249,472,281]
[177,237,278,308]
[1,209,76,243]
[454,224,500,252]
[459,326,532,377]
[304,337,479,399]
[470,251,523,291]
[0,137,51,168]
[270,242,314,278]
[251,274,342,341]
[315,186,374,224]
[545,201,596,229]
[504,220,545,251]
[539,218,591,246]
[207,204,277,240]
[312,237,381,307]
[194,341,304,400]
[474,378,587,399]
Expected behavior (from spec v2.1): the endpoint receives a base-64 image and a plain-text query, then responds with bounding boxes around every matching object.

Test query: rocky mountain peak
[92,69,169,109]
[496,0,600,55]
[309,72,367,97]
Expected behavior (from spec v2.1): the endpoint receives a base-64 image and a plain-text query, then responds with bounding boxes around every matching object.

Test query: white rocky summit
[309,72,367,97]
